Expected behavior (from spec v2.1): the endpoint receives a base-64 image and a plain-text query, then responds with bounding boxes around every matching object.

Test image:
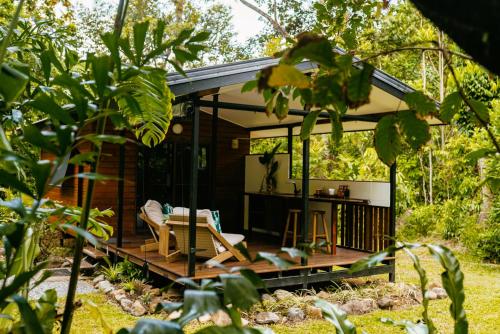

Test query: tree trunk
[418,152,428,204]
[478,157,492,224]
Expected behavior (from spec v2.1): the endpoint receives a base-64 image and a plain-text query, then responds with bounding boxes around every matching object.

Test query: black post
[188,98,200,277]
[209,94,219,210]
[287,126,293,178]
[301,137,310,266]
[117,130,125,249]
[388,161,397,282]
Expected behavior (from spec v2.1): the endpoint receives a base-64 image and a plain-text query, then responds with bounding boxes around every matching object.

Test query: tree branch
[240,0,289,39]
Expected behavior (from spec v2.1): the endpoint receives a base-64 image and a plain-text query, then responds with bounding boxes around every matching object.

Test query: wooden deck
[102,236,395,287]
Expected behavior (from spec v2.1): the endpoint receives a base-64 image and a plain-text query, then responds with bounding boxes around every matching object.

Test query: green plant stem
[0,0,25,64]
[60,118,106,334]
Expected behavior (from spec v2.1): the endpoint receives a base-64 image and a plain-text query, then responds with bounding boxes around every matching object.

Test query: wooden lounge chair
[163,214,247,266]
[139,200,172,254]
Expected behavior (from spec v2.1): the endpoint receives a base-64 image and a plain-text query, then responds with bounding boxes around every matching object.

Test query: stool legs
[311,211,331,253]
[282,210,301,248]
[282,211,291,247]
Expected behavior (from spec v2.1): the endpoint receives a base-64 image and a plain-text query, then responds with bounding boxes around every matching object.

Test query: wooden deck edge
[263,263,395,288]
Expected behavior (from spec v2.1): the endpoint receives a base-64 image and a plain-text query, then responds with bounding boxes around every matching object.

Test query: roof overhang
[167,55,441,138]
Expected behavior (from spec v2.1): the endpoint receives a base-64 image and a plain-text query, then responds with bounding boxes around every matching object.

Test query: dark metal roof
[167,54,415,100]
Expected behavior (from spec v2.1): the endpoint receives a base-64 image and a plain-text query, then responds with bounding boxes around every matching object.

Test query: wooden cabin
[45,57,440,288]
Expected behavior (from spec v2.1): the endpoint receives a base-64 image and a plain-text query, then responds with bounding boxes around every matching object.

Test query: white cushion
[217,233,245,253]
[143,200,165,226]
[172,207,216,227]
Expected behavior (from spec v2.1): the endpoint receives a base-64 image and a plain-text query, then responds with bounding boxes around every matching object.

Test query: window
[250,132,388,181]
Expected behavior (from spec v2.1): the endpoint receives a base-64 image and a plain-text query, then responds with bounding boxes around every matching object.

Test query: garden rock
[241,318,249,326]
[255,311,280,324]
[287,307,305,322]
[377,296,395,309]
[274,289,293,301]
[211,310,232,326]
[92,274,105,285]
[431,287,447,299]
[341,298,377,315]
[426,290,438,300]
[261,293,276,303]
[305,305,323,319]
[131,300,147,317]
[97,280,114,294]
[120,298,133,311]
[168,310,182,320]
[198,314,211,324]
[111,289,126,300]
[316,291,330,299]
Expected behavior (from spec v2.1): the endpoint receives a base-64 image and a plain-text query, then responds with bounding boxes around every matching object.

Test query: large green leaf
[347,63,374,105]
[30,94,75,124]
[92,55,111,98]
[126,319,183,334]
[0,64,28,103]
[426,245,468,334]
[133,21,150,66]
[274,93,289,120]
[221,274,260,311]
[440,91,462,122]
[397,110,431,150]
[180,290,221,325]
[35,289,58,334]
[300,110,321,141]
[117,72,174,147]
[0,170,34,198]
[469,99,490,123]
[315,300,357,334]
[374,115,401,166]
[268,64,310,89]
[285,33,335,67]
[328,109,343,145]
[12,295,45,334]
[404,91,436,116]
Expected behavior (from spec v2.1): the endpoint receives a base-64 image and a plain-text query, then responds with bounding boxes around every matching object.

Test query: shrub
[397,205,438,240]
[438,199,468,240]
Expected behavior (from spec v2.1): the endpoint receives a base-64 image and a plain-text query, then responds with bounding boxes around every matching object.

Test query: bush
[397,205,438,240]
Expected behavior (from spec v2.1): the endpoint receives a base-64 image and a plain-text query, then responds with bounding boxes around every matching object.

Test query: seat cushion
[143,200,165,227]
[217,233,245,253]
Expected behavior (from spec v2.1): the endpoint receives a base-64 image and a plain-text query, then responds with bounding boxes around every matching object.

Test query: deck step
[83,246,106,260]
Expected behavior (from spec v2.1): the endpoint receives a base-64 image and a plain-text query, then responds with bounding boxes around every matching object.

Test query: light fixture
[172,123,183,135]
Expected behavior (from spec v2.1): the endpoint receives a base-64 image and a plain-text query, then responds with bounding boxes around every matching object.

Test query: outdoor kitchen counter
[244,192,371,255]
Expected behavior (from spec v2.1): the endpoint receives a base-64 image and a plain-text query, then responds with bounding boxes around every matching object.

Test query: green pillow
[162,203,174,218]
[211,210,222,233]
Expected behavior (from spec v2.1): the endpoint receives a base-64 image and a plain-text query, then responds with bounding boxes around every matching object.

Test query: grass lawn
[69,245,500,333]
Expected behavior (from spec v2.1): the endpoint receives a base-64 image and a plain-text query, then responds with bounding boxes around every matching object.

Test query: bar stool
[282,209,301,247]
[310,210,331,253]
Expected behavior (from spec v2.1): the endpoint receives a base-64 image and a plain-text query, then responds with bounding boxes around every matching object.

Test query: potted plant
[259,143,281,193]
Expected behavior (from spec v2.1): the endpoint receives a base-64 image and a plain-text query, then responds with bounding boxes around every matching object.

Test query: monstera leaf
[117,70,174,147]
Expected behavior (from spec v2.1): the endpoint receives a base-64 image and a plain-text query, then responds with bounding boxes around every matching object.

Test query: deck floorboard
[103,236,387,280]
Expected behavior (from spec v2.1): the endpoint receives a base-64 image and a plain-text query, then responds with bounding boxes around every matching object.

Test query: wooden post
[188,98,200,277]
[209,94,219,210]
[388,162,397,282]
[301,136,310,266]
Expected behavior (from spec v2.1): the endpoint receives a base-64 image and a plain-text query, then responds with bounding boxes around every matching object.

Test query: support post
[188,98,200,277]
[287,126,293,178]
[301,136,310,266]
[117,130,125,249]
[388,161,397,282]
[209,94,219,210]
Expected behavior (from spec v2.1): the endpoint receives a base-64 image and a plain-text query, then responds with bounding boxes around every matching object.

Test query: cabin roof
[167,54,440,138]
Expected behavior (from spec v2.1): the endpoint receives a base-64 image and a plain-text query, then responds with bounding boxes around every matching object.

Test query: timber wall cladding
[165,111,250,234]
[43,111,249,236]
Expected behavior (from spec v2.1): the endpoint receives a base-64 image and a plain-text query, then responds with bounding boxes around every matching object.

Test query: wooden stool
[282,209,302,247]
[310,210,331,253]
